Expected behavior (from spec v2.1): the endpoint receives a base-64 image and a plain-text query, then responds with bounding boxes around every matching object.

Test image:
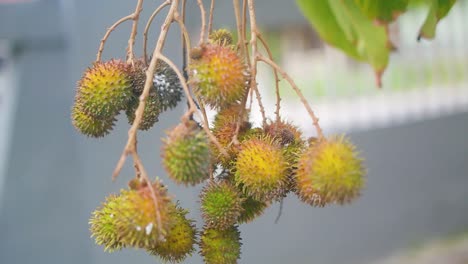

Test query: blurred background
[0,0,467,264]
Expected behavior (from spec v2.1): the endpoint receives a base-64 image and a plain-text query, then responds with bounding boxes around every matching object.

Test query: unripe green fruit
[162,121,211,186]
[209,29,234,47]
[125,93,161,131]
[153,61,183,112]
[296,136,365,207]
[71,103,115,138]
[237,195,268,224]
[89,181,174,250]
[200,226,242,264]
[76,59,133,118]
[148,206,197,263]
[234,137,289,201]
[189,44,248,108]
[200,181,244,230]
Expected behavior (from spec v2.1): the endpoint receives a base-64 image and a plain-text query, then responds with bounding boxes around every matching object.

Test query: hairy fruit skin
[89,181,174,250]
[148,206,197,263]
[200,181,244,229]
[209,29,234,47]
[237,195,268,224]
[234,137,289,201]
[125,93,161,131]
[200,226,242,264]
[189,44,248,108]
[162,121,211,186]
[296,136,365,207]
[71,103,116,138]
[75,59,133,118]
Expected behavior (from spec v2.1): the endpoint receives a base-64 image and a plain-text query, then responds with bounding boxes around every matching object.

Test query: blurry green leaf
[418,0,457,40]
[296,0,390,86]
[354,0,409,23]
[295,0,361,60]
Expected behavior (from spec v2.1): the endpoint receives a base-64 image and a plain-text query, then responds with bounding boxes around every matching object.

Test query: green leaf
[354,0,409,23]
[418,0,457,40]
[296,0,390,86]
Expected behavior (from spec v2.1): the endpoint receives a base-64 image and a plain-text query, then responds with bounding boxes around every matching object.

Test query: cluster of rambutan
[72,58,183,137]
[80,29,366,264]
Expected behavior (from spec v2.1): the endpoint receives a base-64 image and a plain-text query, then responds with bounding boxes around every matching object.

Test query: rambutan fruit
[162,121,211,186]
[125,92,161,131]
[71,103,115,138]
[189,44,248,108]
[234,137,289,201]
[200,226,242,264]
[237,194,268,224]
[211,105,251,168]
[148,206,197,263]
[76,59,133,118]
[153,61,183,112]
[209,29,234,47]
[200,181,244,229]
[296,136,366,207]
[89,181,174,250]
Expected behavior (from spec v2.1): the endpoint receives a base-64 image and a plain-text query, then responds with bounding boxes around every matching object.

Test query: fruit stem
[126,0,145,65]
[143,0,171,66]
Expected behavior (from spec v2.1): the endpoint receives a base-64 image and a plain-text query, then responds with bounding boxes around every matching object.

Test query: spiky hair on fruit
[209,29,234,47]
[89,180,174,250]
[234,136,289,201]
[162,121,211,186]
[153,61,183,112]
[148,205,197,263]
[75,59,133,119]
[211,105,251,168]
[189,44,248,108]
[200,181,244,230]
[237,194,269,224]
[295,135,366,207]
[125,92,161,131]
[200,225,242,264]
[264,119,303,147]
[71,103,116,138]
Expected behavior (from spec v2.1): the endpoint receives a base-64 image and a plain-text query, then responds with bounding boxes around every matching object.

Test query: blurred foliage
[296,0,457,86]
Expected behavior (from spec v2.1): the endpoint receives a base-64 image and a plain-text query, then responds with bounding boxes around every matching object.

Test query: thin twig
[258,55,324,139]
[127,0,145,65]
[96,15,133,62]
[196,0,207,45]
[258,34,281,123]
[157,54,228,157]
[208,0,215,34]
[274,198,284,224]
[112,0,180,237]
[143,0,171,65]
[247,0,266,127]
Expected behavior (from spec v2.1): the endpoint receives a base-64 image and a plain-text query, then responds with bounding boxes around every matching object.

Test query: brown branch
[196,0,207,45]
[112,0,180,237]
[96,15,133,62]
[127,0,145,65]
[143,0,171,65]
[258,34,281,123]
[258,55,324,139]
[208,0,215,34]
[247,0,266,127]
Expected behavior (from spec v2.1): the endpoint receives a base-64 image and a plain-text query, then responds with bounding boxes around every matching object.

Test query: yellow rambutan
[200,226,242,264]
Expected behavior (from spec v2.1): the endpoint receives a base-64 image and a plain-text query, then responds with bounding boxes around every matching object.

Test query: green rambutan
[200,226,242,264]
[89,181,174,250]
[71,103,116,138]
[234,137,289,201]
[237,195,268,224]
[125,93,161,131]
[148,206,197,263]
[200,181,244,229]
[189,44,248,108]
[162,121,211,186]
[75,59,133,118]
[209,29,234,47]
[296,136,366,207]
